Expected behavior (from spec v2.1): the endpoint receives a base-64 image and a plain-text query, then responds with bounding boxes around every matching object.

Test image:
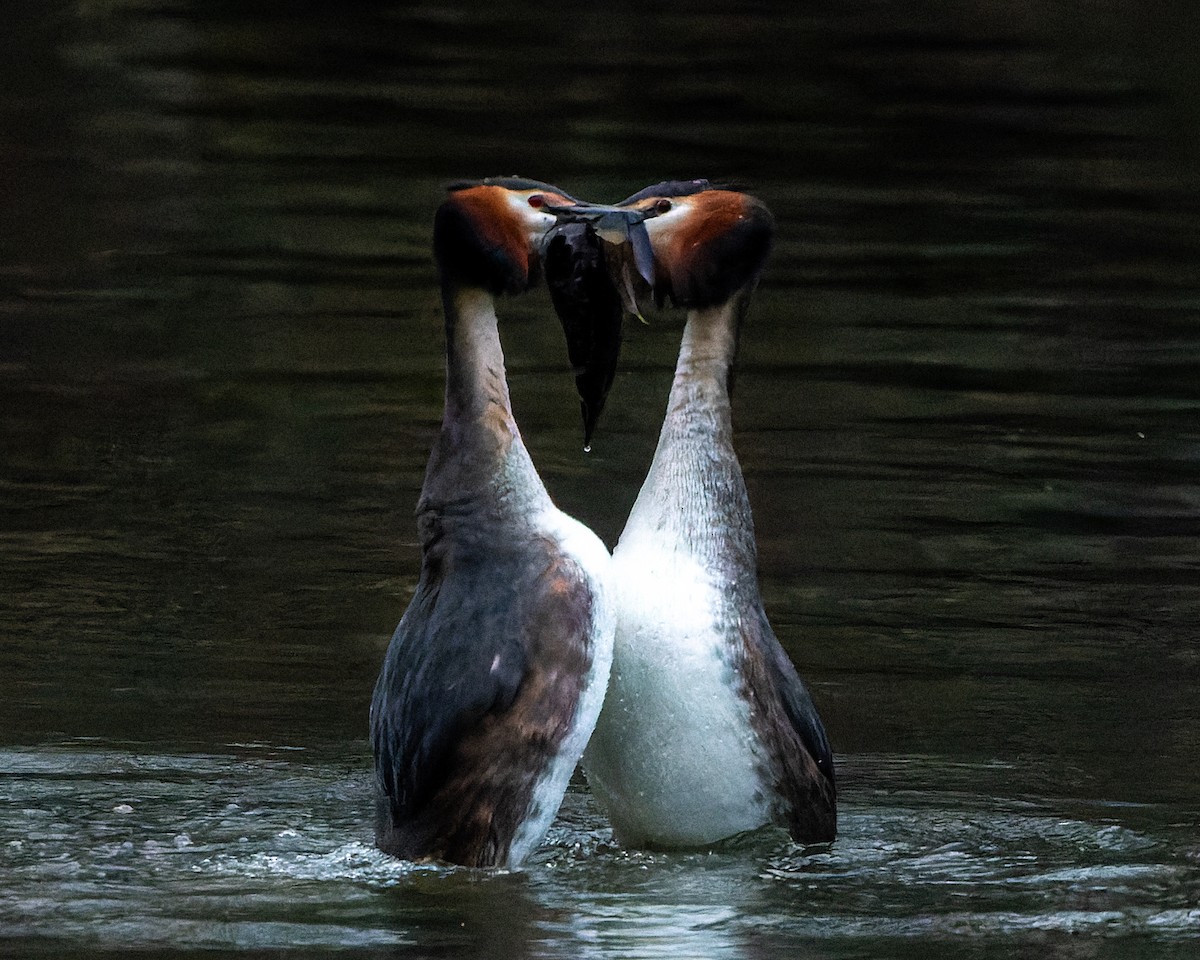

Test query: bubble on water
[200,840,425,886]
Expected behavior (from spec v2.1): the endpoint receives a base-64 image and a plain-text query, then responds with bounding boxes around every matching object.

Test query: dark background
[2,2,1198,954]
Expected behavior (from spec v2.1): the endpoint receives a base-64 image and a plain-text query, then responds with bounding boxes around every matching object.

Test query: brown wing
[739,609,837,844]
[371,537,594,867]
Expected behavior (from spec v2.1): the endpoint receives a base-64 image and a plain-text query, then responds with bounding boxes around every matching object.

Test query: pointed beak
[544,203,657,286]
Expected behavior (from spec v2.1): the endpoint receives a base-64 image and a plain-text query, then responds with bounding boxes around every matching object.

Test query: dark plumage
[370,179,614,868]
[372,528,593,864]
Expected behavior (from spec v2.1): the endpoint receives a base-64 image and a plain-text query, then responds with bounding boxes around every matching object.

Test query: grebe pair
[369,178,835,867]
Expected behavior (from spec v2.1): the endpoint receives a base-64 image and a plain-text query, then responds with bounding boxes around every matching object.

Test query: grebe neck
[418,284,549,529]
[442,286,514,424]
[620,299,758,577]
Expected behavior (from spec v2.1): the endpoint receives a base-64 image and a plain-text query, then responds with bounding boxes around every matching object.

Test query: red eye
[655,198,672,213]
[528,194,545,208]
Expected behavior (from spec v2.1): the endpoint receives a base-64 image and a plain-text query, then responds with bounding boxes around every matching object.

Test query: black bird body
[370,181,615,868]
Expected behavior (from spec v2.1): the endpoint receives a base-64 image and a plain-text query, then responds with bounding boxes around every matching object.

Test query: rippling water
[3,744,1197,956]
[2,1,1199,956]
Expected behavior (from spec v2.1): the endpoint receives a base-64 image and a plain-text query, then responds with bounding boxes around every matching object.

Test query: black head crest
[447,176,578,201]
[618,179,715,205]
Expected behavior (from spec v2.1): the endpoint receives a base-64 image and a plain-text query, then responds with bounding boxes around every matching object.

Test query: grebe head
[619,182,775,310]
[434,177,579,295]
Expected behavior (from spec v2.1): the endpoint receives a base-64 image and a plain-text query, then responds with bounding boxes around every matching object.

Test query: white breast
[582,537,770,847]
[507,507,615,866]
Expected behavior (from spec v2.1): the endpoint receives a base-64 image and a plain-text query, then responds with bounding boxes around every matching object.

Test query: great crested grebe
[572,181,837,848]
[370,177,616,868]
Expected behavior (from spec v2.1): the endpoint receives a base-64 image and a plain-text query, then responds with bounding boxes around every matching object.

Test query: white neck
[668,301,738,420]
[619,301,758,576]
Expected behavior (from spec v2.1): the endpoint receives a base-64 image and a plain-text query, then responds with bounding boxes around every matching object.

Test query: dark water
[2,1,1199,956]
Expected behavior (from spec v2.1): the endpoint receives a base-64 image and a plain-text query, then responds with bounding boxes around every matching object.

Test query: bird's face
[622,185,775,310]
[433,178,578,295]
